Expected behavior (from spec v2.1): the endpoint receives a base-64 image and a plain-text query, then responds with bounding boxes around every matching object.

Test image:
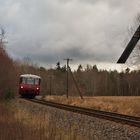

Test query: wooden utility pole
[64,58,72,98]
[64,58,83,99]
[68,66,83,99]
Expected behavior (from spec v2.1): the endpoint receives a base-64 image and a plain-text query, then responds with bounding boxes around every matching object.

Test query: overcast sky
[0,0,140,70]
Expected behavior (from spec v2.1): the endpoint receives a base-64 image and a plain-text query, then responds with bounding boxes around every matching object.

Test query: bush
[4,89,15,100]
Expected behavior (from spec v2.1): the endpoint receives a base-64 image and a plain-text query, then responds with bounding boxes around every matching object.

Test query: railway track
[25,98,140,128]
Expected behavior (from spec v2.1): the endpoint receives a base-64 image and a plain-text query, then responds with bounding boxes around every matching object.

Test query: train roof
[20,74,41,79]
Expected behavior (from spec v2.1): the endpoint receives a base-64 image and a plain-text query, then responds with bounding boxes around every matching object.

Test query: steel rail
[24,99,140,128]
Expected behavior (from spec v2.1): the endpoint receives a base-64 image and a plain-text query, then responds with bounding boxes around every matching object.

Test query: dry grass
[44,96,140,117]
[0,102,40,140]
[0,98,139,140]
[0,100,88,140]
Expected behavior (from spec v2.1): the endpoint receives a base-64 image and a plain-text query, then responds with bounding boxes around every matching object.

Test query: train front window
[22,77,26,84]
[21,77,40,85]
[26,77,34,85]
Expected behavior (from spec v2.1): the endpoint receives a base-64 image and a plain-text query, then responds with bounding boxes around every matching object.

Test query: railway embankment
[15,98,140,140]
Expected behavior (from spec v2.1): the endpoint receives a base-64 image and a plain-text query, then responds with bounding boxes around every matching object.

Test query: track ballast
[24,98,140,128]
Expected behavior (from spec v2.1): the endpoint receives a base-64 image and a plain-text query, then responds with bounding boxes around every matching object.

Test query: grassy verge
[0,98,139,140]
[0,100,88,140]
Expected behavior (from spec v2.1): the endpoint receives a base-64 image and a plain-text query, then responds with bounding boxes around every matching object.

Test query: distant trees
[56,62,66,73]
[77,64,82,73]
[47,63,140,96]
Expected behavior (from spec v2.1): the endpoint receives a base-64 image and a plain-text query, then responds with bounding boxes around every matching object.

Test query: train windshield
[21,77,40,85]
[27,77,34,84]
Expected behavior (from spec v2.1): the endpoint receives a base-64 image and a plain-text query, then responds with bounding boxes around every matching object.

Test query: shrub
[4,89,15,100]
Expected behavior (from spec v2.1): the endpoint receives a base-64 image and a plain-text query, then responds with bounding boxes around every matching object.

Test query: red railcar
[19,74,41,98]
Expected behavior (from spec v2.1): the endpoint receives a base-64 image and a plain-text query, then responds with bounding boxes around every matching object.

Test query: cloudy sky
[0,0,140,70]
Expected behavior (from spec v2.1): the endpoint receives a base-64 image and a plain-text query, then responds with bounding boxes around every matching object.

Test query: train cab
[19,74,41,98]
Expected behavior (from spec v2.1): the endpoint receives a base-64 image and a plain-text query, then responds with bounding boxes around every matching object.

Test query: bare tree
[0,26,6,48]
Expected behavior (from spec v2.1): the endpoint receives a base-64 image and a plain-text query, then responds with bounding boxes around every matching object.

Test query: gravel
[15,99,140,140]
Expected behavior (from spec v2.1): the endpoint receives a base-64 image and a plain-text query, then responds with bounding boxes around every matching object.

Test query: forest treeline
[0,44,140,98]
[48,63,140,96]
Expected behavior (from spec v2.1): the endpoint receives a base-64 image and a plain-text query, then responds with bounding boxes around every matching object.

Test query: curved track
[24,98,140,128]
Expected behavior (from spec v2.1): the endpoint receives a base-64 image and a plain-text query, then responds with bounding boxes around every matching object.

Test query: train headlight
[37,87,39,90]
[20,86,23,89]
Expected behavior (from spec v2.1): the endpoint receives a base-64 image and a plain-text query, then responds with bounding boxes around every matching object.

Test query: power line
[68,66,83,99]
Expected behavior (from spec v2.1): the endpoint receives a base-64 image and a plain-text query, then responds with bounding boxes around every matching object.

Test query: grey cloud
[0,0,140,68]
